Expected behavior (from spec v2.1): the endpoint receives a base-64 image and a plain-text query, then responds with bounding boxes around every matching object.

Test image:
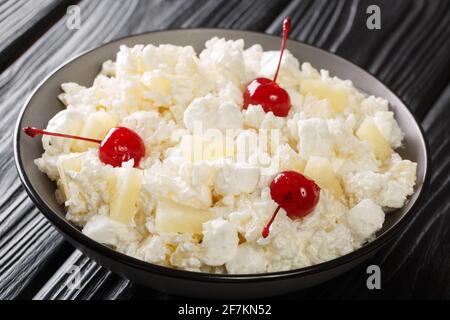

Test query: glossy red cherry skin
[243,78,291,117]
[99,127,145,168]
[270,171,320,219]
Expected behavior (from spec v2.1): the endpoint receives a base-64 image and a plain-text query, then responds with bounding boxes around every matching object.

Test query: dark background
[0,0,449,300]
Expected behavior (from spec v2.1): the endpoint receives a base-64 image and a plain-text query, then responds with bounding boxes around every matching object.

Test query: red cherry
[243,78,291,117]
[243,17,292,117]
[99,127,145,168]
[262,171,320,238]
[23,126,145,168]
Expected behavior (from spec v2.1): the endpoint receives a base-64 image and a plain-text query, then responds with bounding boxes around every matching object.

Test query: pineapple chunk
[304,156,343,199]
[72,110,117,152]
[356,118,392,161]
[181,135,234,163]
[109,167,142,224]
[57,153,83,200]
[155,197,212,234]
[144,74,170,95]
[300,79,351,113]
[106,171,117,205]
[278,144,306,173]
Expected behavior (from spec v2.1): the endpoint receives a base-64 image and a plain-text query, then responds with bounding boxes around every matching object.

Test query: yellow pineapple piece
[356,118,392,161]
[72,110,117,152]
[155,197,212,234]
[181,135,235,163]
[301,79,351,113]
[304,156,343,199]
[109,167,142,224]
[146,75,170,96]
[278,144,306,173]
[57,153,83,200]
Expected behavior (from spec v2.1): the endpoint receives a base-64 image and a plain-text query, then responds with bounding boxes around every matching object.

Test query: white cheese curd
[218,82,244,106]
[34,37,418,274]
[242,44,263,79]
[184,94,243,132]
[215,161,260,196]
[58,150,116,225]
[373,111,404,148]
[360,95,389,116]
[100,60,116,77]
[243,104,286,130]
[35,154,60,181]
[344,158,417,208]
[120,110,177,154]
[201,219,239,266]
[142,157,213,209]
[199,37,248,88]
[307,224,354,264]
[135,236,169,265]
[226,243,266,274]
[82,215,141,247]
[297,118,334,160]
[347,199,385,241]
[259,50,302,88]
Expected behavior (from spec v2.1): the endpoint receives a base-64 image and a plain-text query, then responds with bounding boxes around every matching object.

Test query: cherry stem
[22,126,102,144]
[273,16,291,84]
[262,192,292,238]
[262,205,282,238]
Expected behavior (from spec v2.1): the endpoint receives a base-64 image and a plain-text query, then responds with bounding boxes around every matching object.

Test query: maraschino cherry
[23,126,145,168]
[243,17,292,117]
[262,171,320,238]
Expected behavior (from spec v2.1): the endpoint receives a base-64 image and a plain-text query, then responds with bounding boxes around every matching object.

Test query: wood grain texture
[33,251,135,300]
[0,0,449,300]
[0,0,79,72]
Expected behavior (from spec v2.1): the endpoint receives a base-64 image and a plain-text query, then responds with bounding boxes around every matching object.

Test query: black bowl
[14,29,430,298]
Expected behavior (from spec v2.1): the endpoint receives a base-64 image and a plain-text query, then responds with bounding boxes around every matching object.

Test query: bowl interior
[15,29,428,274]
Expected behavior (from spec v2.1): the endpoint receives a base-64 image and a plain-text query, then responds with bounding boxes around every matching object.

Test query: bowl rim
[13,27,431,283]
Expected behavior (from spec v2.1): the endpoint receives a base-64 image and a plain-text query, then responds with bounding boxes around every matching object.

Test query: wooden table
[1,0,449,300]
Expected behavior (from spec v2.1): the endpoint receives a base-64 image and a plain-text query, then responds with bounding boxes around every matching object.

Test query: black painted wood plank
[0,0,79,72]
[0,215,72,299]
[267,0,450,121]
[33,251,100,300]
